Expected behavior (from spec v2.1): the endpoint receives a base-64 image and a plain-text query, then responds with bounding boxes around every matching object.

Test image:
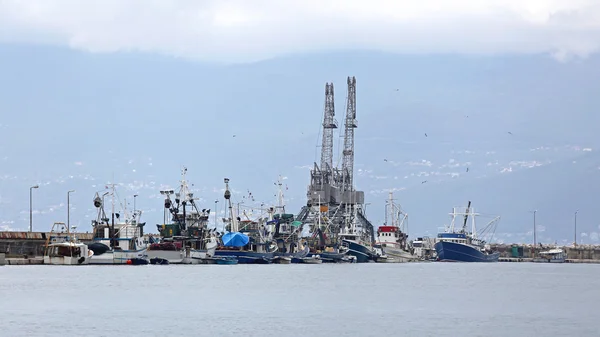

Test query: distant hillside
[0,46,599,244]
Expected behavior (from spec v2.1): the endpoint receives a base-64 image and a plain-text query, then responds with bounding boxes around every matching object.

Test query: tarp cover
[222,232,250,247]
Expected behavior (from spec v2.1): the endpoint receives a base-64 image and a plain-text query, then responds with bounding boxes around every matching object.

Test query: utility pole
[533,210,537,258]
[574,210,578,247]
[67,190,75,232]
[214,199,219,230]
[29,185,39,232]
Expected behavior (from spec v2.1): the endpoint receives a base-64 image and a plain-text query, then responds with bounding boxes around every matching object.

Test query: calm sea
[0,263,598,337]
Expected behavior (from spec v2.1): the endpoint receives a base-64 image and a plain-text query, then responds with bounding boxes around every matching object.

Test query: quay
[2,230,600,265]
[0,231,94,261]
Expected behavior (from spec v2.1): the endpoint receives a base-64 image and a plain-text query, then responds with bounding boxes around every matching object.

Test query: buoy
[126,259,132,265]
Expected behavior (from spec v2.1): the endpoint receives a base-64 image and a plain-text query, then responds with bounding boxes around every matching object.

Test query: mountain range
[1,45,599,245]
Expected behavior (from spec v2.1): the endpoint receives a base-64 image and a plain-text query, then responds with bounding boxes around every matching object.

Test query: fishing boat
[434,201,501,262]
[270,176,309,260]
[533,248,566,263]
[146,168,218,264]
[410,237,436,260]
[214,178,277,264]
[339,204,375,263]
[374,192,418,262]
[43,222,93,265]
[88,184,148,265]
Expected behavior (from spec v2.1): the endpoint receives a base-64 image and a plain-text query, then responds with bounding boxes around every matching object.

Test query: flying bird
[233,135,236,137]
[421,180,428,184]
[384,159,388,162]
[507,132,513,135]
[466,167,469,172]
[424,133,428,137]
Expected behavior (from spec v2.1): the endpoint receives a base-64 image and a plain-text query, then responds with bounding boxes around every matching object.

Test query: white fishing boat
[374,192,418,262]
[87,184,148,265]
[43,222,93,265]
[533,248,567,263]
[146,168,218,264]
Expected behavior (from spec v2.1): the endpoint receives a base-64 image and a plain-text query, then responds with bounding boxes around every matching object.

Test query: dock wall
[490,244,600,260]
[0,231,94,258]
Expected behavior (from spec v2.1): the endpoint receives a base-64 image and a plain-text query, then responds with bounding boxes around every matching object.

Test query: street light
[574,210,578,247]
[29,185,39,232]
[532,210,537,259]
[67,190,75,232]
[214,199,219,229]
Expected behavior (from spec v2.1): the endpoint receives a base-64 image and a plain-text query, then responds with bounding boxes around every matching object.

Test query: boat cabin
[436,232,468,244]
[44,242,92,265]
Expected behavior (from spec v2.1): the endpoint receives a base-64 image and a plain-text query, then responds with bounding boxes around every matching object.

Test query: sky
[1,0,600,63]
[1,1,599,244]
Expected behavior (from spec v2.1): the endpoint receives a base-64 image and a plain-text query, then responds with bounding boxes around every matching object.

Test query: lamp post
[214,199,219,229]
[533,210,537,258]
[29,185,39,232]
[574,210,578,247]
[67,190,75,232]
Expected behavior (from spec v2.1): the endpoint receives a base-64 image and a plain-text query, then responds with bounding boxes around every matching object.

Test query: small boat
[127,257,149,265]
[149,257,169,265]
[300,255,323,264]
[533,248,566,263]
[43,222,93,265]
[272,256,292,264]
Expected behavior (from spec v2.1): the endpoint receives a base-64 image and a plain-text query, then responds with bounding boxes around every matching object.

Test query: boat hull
[434,241,499,262]
[380,245,418,262]
[214,250,274,264]
[43,256,89,265]
[88,249,147,265]
[145,248,213,264]
[342,239,374,263]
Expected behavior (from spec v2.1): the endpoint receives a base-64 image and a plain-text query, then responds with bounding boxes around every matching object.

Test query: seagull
[424,133,428,137]
[421,180,427,184]
[233,135,236,137]
[507,132,513,135]
[384,159,388,162]
[466,167,469,172]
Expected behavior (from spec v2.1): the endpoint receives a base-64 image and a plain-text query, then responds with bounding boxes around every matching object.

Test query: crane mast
[320,83,337,185]
[341,76,357,193]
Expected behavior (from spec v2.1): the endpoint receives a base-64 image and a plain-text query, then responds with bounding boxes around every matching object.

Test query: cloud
[1,1,600,63]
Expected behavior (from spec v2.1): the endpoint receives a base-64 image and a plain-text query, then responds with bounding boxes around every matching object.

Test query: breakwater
[0,231,94,258]
[490,243,600,260]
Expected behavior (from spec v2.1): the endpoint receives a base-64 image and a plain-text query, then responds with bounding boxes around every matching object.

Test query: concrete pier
[491,243,600,261]
[0,231,94,258]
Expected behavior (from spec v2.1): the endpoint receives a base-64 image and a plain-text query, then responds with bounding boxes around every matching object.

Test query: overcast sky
[1,0,600,63]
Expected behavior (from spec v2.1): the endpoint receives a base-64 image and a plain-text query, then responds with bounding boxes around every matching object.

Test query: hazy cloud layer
[1,0,600,62]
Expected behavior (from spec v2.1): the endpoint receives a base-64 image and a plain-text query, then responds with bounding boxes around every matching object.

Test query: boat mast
[224,178,237,232]
[461,201,471,233]
[277,175,285,214]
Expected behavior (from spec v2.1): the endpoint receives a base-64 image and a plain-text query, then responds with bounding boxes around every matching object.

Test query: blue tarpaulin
[222,232,250,247]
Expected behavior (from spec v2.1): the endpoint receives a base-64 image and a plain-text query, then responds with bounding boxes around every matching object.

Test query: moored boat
[533,248,566,263]
[374,192,418,262]
[146,168,218,264]
[43,222,92,265]
[434,201,501,263]
[87,184,148,265]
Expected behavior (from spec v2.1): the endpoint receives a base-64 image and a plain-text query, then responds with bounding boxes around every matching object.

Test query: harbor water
[1,263,598,337]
